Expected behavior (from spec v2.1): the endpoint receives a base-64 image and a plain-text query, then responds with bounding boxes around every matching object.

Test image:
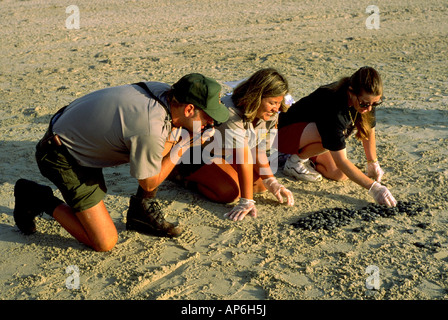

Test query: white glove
[366,161,384,182]
[262,177,294,206]
[368,181,397,207]
[224,198,258,221]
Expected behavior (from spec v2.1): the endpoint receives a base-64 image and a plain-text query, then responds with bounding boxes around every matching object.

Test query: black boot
[13,179,63,235]
[126,187,182,238]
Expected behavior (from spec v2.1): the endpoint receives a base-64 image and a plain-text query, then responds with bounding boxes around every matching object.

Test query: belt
[38,105,67,150]
[39,130,63,149]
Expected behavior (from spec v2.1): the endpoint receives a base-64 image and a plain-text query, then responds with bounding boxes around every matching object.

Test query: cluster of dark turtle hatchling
[291,201,427,231]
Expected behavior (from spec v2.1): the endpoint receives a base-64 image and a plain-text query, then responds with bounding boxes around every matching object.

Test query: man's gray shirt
[53,82,172,180]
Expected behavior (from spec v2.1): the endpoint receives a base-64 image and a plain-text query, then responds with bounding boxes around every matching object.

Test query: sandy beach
[1,0,448,302]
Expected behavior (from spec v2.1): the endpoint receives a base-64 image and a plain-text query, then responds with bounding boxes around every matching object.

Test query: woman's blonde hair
[231,68,289,122]
[329,66,383,140]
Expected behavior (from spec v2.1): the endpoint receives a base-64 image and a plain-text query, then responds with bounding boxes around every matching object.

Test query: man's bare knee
[92,234,117,252]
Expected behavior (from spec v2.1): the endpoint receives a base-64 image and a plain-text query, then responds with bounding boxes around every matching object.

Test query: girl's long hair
[329,66,383,140]
[231,68,289,122]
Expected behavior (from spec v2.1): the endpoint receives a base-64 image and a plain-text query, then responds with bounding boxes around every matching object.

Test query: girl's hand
[368,181,397,207]
[262,177,294,206]
[366,160,384,182]
[224,198,258,221]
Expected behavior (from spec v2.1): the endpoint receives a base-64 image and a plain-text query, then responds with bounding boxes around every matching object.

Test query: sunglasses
[357,96,383,109]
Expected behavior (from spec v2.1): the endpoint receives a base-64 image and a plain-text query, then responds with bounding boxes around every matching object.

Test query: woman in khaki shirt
[176,68,294,221]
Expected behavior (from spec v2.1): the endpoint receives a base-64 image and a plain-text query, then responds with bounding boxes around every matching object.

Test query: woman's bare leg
[313,153,348,181]
[186,162,240,203]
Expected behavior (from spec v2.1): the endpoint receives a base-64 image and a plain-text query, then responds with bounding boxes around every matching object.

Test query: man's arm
[138,146,179,192]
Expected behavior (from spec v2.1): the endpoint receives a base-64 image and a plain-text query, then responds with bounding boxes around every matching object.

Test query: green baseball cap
[172,73,229,123]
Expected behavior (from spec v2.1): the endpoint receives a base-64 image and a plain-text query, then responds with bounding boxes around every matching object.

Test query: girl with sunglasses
[276,66,396,207]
